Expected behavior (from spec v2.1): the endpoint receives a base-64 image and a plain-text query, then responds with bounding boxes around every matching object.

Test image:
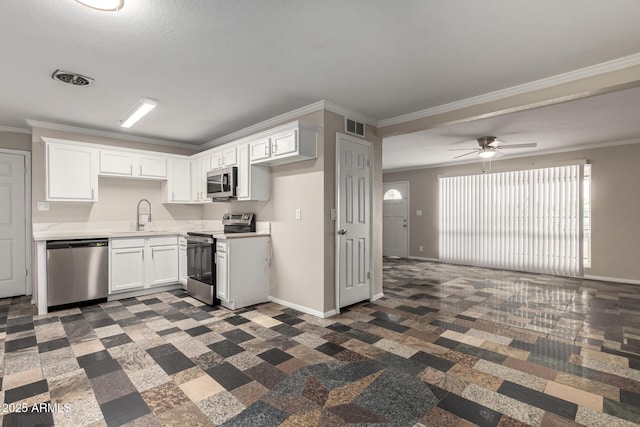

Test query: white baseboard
[371,292,384,301]
[408,256,440,262]
[583,274,640,286]
[268,296,337,318]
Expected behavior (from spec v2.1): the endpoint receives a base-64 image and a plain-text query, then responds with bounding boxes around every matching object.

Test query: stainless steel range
[186,213,256,305]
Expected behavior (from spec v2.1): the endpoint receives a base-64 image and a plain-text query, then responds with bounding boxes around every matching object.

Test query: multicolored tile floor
[1,258,640,426]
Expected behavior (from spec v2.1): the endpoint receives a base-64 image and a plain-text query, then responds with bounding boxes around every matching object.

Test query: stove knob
[242,214,249,220]
[223,214,230,220]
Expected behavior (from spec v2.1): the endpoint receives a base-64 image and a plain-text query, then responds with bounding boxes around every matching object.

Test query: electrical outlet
[37,202,49,211]
[416,210,422,216]
[419,246,424,252]
[295,208,301,220]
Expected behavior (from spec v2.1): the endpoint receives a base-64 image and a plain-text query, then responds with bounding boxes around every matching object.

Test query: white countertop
[32,220,271,241]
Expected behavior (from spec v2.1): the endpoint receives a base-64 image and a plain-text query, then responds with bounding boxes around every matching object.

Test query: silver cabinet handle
[130,164,133,175]
[272,143,278,154]
[142,250,144,260]
[139,165,142,175]
[91,189,95,199]
[264,145,268,156]
[172,192,175,201]
[338,229,348,235]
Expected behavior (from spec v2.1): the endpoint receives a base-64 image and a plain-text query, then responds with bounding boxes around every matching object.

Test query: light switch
[37,202,49,211]
[330,208,336,221]
[295,208,301,220]
[416,210,422,216]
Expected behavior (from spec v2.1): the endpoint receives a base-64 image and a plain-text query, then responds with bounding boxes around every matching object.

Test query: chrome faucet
[136,199,152,231]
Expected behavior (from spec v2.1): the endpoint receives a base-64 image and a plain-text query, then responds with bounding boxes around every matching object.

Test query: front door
[0,152,26,298]
[336,134,372,308]
[383,182,409,257]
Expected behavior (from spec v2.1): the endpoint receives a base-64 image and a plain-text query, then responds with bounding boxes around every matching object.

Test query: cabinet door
[216,250,228,301]
[236,145,249,200]
[100,150,133,176]
[47,143,98,201]
[249,137,271,162]
[138,155,167,178]
[168,159,191,202]
[210,151,224,169]
[222,147,237,166]
[178,242,187,286]
[150,245,179,286]
[271,129,297,157]
[111,247,145,292]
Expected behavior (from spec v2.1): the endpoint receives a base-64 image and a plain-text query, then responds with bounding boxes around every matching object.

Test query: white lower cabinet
[110,236,179,294]
[178,237,187,287]
[215,237,270,310]
[110,247,145,292]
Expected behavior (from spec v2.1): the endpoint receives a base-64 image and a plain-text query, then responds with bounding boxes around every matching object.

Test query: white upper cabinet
[45,140,98,202]
[249,121,318,166]
[191,154,211,203]
[100,150,134,176]
[249,137,271,162]
[210,147,237,169]
[222,146,237,166]
[237,144,269,201]
[164,158,191,203]
[137,155,167,179]
[99,150,167,180]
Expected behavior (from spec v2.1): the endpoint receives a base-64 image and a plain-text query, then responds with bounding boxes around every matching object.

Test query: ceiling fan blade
[498,143,537,149]
[487,139,503,148]
[453,151,478,159]
[448,148,479,151]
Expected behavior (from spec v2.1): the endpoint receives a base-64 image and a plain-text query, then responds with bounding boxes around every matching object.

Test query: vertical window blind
[439,164,583,276]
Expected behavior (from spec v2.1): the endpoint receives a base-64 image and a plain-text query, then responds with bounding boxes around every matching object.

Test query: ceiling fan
[448,136,537,159]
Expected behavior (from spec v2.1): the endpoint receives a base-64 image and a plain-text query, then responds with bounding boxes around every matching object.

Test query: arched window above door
[383,189,402,200]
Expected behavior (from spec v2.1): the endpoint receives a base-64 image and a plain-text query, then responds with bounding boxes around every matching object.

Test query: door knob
[338,229,348,235]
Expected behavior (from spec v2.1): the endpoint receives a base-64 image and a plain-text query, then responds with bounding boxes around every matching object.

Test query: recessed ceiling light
[74,0,124,11]
[120,98,158,128]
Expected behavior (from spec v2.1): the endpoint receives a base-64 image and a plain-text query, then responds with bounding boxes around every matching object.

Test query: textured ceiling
[2,0,640,148]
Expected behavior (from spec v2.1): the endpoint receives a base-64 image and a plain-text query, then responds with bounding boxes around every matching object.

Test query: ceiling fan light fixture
[74,0,124,11]
[478,149,496,159]
[120,98,158,128]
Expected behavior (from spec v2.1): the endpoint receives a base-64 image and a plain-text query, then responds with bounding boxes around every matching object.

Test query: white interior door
[0,152,26,298]
[336,134,372,308]
[383,182,409,257]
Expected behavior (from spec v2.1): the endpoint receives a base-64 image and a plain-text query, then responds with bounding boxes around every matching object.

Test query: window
[439,164,584,276]
[383,189,402,200]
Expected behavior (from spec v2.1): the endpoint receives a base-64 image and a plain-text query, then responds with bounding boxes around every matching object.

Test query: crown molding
[201,101,327,149]
[201,100,379,150]
[25,119,199,150]
[0,125,30,134]
[378,53,640,128]
[322,101,378,126]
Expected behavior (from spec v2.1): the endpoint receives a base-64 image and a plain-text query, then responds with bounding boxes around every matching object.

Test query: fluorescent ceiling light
[120,98,158,128]
[74,0,124,11]
[478,149,496,159]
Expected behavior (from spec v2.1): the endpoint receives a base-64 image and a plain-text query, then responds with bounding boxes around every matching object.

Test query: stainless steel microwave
[207,166,237,200]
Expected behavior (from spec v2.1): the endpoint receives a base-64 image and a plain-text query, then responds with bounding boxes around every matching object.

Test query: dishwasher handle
[46,239,109,249]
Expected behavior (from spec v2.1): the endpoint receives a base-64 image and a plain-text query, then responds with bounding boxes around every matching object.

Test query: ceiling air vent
[345,118,365,137]
[52,69,94,86]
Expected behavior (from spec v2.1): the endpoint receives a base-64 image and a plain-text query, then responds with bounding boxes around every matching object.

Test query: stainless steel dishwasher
[46,238,109,309]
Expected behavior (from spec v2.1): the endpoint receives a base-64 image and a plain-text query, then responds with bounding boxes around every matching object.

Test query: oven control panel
[222,212,254,226]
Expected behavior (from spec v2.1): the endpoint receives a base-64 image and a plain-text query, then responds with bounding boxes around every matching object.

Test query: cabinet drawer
[149,236,178,246]
[111,238,145,249]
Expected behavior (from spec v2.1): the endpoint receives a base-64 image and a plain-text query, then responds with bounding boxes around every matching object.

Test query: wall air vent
[51,69,94,86]
[345,118,365,137]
